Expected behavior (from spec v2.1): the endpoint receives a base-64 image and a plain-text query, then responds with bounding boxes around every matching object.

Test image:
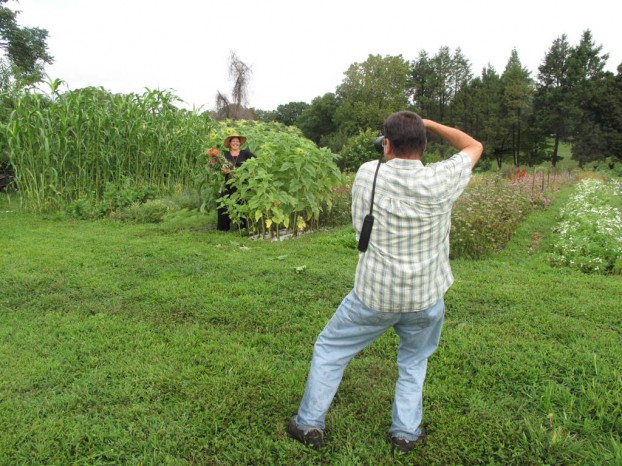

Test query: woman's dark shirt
[222,149,256,191]
[224,149,256,168]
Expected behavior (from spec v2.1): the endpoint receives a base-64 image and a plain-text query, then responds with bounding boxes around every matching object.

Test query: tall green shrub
[338,129,380,172]
[196,120,344,236]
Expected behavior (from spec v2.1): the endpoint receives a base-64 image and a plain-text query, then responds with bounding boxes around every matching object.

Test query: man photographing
[288,111,483,452]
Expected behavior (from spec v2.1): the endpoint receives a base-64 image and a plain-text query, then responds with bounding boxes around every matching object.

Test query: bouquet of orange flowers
[206,147,234,172]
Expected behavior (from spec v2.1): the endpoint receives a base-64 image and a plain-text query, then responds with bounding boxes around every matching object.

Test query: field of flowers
[449,169,573,259]
[549,177,622,274]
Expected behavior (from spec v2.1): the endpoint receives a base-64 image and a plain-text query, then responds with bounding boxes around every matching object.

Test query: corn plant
[3,82,214,211]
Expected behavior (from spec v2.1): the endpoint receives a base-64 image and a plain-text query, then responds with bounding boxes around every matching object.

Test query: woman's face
[229,138,241,151]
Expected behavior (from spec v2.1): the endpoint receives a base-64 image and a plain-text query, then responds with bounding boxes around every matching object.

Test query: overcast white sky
[12,0,621,111]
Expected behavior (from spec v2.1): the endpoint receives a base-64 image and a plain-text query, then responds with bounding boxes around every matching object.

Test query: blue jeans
[296,290,445,441]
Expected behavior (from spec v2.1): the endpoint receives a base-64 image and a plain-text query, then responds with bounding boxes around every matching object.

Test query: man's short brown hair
[383,111,426,158]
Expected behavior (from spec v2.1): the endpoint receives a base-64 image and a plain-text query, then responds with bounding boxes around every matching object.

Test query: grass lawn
[1,189,620,465]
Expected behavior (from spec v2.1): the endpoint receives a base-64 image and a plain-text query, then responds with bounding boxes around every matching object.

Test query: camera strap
[368,159,382,215]
[357,159,383,252]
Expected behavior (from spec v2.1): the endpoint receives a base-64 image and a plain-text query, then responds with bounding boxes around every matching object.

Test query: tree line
[1,0,620,174]
[253,30,621,169]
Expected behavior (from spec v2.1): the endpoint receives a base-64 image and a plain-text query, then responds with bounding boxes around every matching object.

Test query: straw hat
[223,133,247,148]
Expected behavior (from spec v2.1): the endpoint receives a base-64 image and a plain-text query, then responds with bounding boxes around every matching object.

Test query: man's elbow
[467,142,484,167]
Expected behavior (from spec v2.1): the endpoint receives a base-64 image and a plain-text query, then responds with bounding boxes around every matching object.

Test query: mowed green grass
[1,189,620,465]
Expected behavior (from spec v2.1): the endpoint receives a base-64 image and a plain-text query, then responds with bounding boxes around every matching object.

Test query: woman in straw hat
[217,133,256,231]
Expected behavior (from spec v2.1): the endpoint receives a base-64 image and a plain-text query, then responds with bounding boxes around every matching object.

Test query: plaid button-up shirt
[352,152,472,312]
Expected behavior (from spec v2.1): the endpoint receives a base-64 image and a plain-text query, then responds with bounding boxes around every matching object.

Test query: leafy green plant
[318,177,353,228]
[65,178,161,220]
[549,178,622,274]
[196,120,344,237]
[338,129,380,172]
[194,147,230,213]
[101,178,160,213]
[65,197,98,220]
[111,199,174,223]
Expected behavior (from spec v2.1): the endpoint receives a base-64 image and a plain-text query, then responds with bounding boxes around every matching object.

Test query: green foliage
[318,174,353,227]
[0,0,53,85]
[273,101,309,126]
[111,199,174,223]
[319,128,349,154]
[66,178,160,220]
[249,107,276,122]
[450,170,573,259]
[533,31,610,167]
[421,145,444,165]
[101,178,160,213]
[549,178,622,274]
[591,157,622,177]
[597,69,622,161]
[568,31,610,166]
[451,66,504,166]
[64,197,97,220]
[338,129,380,172]
[411,47,473,124]
[4,84,214,211]
[499,49,534,166]
[195,120,344,236]
[335,54,411,134]
[194,147,228,213]
[295,92,339,144]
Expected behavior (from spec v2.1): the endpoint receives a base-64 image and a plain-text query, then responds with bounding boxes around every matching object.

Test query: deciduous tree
[296,92,339,144]
[334,54,411,134]
[0,0,53,86]
[274,101,309,127]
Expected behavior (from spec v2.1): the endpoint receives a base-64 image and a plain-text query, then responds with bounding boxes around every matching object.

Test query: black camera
[374,136,385,154]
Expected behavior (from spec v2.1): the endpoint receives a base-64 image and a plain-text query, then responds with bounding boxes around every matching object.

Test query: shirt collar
[385,158,424,169]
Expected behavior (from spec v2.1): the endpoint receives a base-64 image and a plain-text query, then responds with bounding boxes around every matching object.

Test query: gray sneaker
[287,416,324,449]
[390,428,426,453]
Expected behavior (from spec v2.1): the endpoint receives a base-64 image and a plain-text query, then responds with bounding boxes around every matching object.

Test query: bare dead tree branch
[229,51,252,109]
[215,51,253,120]
[215,90,231,120]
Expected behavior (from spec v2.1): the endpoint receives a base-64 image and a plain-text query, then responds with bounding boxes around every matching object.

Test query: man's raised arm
[423,119,483,168]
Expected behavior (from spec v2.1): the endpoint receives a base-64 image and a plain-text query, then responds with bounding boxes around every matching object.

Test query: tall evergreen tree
[410,50,436,117]
[597,65,622,161]
[430,46,453,121]
[568,30,609,166]
[447,47,473,124]
[411,47,472,123]
[500,49,534,166]
[473,66,506,167]
[534,34,575,166]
